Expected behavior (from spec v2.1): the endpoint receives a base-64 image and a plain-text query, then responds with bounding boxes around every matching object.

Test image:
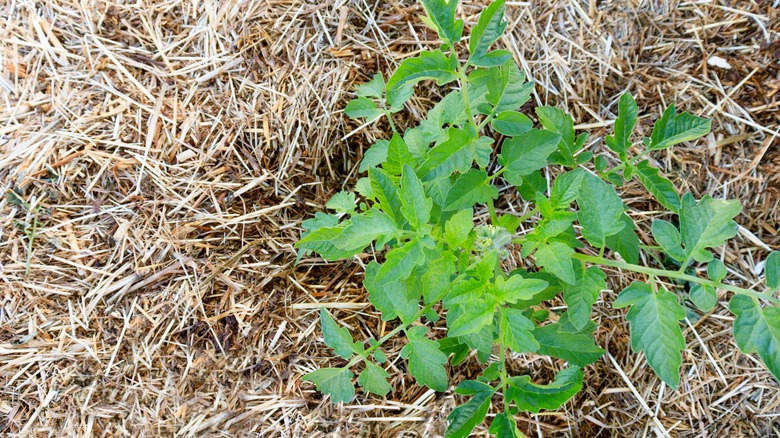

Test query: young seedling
[296,1,780,436]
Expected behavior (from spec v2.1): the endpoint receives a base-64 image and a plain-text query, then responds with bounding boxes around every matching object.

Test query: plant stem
[516,207,539,224]
[456,66,478,130]
[600,149,650,179]
[488,199,499,225]
[573,253,780,305]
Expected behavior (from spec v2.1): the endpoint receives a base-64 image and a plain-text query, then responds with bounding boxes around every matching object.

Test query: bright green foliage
[614,283,686,389]
[302,368,354,403]
[296,1,774,436]
[646,104,711,150]
[358,362,392,396]
[506,367,583,413]
[730,295,780,380]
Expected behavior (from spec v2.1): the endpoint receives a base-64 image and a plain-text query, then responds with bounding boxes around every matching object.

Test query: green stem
[573,253,780,305]
[488,199,499,225]
[489,167,506,181]
[380,102,397,133]
[25,208,39,276]
[498,334,511,413]
[516,207,539,224]
[601,149,651,179]
[456,67,478,130]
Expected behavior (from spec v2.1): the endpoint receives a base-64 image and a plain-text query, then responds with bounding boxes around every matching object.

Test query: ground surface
[1,0,779,436]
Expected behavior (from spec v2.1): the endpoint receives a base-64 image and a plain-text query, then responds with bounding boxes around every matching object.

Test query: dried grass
[1,0,778,436]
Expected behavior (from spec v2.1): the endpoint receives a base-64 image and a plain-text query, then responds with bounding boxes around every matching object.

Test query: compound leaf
[468,0,507,66]
[614,283,685,389]
[386,50,458,110]
[419,0,464,46]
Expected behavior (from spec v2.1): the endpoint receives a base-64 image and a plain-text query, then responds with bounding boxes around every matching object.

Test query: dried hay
[0,0,778,436]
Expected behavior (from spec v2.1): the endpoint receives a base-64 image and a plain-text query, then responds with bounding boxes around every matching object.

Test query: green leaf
[419,91,467,143]
[443,169,498,211]
[375,237,425,286]
[419,0,464,46]
[320,308,357,359]
[445,380,496,438]
[707,259,727,283]
[489,413,523,438]
[605,93,638,156]
[613,283,685,389]
[491,111,533,136]
[577,172,626,248]
[302,368,354,404]
[384,133,416,175]
[345,97,383,120]
[605,213,640,264]
[635,160,681,212]
[689,284,717,312]
[532,323,604,366]
[444,208,474,247]
[417,128,493,181]
[471,61,534,115]
[332,209,398,251]
[729,295,780,381]
[648,104,711,150]
[500,308,540,353]
[468,0,507,66]
[507,367,583,413]
[326,191,356,215]
[399,164,432,228]
[651,219,686,262]
[494,275,549,304]
[386,50,458,109]
[535,242,576,285]
[499,129,561,185]
[359,139,389,173]
[550,168,584,209]
[422,251,457,304]
[401,326,449,391]
[535,106,576,166]
[355,73,385,98]
[449,298,497,338]
[563,264,606,331]
[369,167,405,225]
[365,261,419,322]
[766,252,780,291]
[679,193,742,264]
[358,362,392,396]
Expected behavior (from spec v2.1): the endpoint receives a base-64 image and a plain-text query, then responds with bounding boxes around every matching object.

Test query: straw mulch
[1,0,778,436]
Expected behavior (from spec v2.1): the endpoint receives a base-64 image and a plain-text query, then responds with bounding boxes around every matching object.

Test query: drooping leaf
[468,0,507,66]
[535,242,576,285]
[326,191,356,216]
[648,104,711,150]
[766,252,780,291]
[358,362,392,396]
[445,380,496,438]
[577,172,626,248]
[491,111,533,136]
[679,193,742,264]
[499,129,561,186]
[613,283,685,389]
[500,308,540,353]
[320,308,357,359]
[729,295,780,381]
[400,164,432,228]
[507,367,583,413]
[302,368,354,404]
[563,264,606,331]
[443,169,498,211]
[419,0,464,46]
[532,323,604,366]
[355,72,385,99]
[635,160,681,213]
[400,325,449,391]
[386,50,458,110]
[605,93,638,157]
[345,97,384,120]
[605,213,640,264]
